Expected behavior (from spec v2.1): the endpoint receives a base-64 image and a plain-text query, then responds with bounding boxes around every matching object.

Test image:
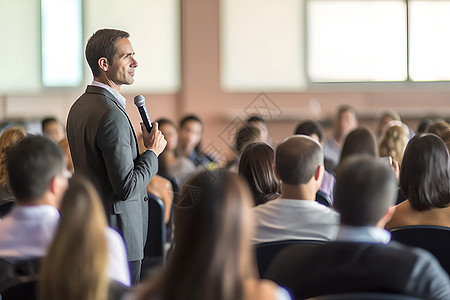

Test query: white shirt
[106,227,131,286]
[0,205,59,258]
[252,198,340,244]
[336,225,391,244]
[91,80,126,110]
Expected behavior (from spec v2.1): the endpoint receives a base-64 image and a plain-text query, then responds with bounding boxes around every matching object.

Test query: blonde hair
[0,126,26,186]
[379,125,409,165]
[38,176,109,300]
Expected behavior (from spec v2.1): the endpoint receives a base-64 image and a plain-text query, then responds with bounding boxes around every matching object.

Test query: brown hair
[239,142,281,206]
[340,127,378,164]
[39,176,109,300]
[379,125,409,165]
[0,126,26,186]
[136,170,256,300]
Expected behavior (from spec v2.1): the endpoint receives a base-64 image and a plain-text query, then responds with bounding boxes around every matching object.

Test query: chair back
[1,277,38,300]
[0,200,14,219]
[390,225,450,275]
[142,194,167,274]
[256,239,326,278]
[306,292,424,300]
[0,257,40,294]
[315,190,331,207]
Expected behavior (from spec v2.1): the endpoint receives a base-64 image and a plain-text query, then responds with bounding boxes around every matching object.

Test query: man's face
[106,38,138,87]
[338,110,358,138]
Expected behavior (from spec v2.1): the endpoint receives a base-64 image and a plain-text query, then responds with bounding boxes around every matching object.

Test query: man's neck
[281,183,317,201]
[93,76,121,92]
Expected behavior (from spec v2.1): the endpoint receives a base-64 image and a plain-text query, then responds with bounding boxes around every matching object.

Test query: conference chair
[256,239,326,278]
[390,225,450,275]
[315,190,332,207]
[0,200,14,219]
[142,194,167,275]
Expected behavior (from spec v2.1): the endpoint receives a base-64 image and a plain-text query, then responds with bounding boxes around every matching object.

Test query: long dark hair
[400,134,450,211]
[239,142,280,206]
[136,170,256,300]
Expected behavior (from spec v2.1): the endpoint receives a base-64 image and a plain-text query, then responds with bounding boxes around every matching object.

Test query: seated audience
[266,156,450,299]
[239,142,281,206]
[441,128,450,151]
[323,105,359,172]
[247,114,272,145]
[417,118,433,133]
[41,116,65,143]
[177,114,217,168]
[227,125,262,172]
[0,126,26,207]
[376,109,401,138]
[39,176,130,300]
[0,136,67,260]
[426,120,450,139]
[295,120,335,203]
[129,170,291,300]
[386,134,450,229]
[339,126,378,163]
[146,175,173,224]
[156,118,196,186]
[378,122,409,167]
[252,135,339,244]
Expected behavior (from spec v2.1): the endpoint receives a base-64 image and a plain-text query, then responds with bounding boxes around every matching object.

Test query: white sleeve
[275,286,293,300]
[105,227,131,286]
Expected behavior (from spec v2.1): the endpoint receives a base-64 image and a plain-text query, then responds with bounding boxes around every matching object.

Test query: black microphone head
[134,95,146,107]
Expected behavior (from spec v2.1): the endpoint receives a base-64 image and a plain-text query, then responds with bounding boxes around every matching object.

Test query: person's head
[275,135,323,188]
[379,124,409,165]
[7,136,67,206]
[235,125,262,154]
[335,105,358,140]
[426,120,450,139]
[417,118,433,133]
[39,175,109,300]
[0,126,26,186]
[247,115,269,143]
[157,118,178,152]
[146,170,255,300]
[441,129,450,152]
[294,120,323,144]
[334,155,397,227]
[400,134,450,211]
[239,142,281,206]
[42,117,65,143]
[85,29,137,89]
[376,109,401,137]
[178,114,203,152]
[339,127,378,164]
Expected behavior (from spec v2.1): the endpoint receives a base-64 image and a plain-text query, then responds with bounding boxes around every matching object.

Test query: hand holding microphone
[134,95,167,156]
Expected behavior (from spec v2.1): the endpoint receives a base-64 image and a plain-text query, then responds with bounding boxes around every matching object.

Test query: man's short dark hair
[85,29,130,77]
[179,114,202,128]
[7,136,64,201]
[334,155,396,226]
[275,135,323,185]
[294,120,323,142]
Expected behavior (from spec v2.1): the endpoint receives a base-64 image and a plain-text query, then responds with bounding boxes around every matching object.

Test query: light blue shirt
[91,80,127,110]
[337,225,391,244]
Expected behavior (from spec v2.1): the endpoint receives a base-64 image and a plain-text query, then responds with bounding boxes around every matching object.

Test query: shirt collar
[337,225,391,244]
[91,80,127,110]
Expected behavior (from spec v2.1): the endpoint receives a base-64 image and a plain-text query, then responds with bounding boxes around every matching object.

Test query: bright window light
[307,0,407,82]
[41,0,83,87]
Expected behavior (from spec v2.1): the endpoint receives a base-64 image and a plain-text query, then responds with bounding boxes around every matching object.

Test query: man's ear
[314,164,322,181]
[98,57,109,72]
[49,177,57,194]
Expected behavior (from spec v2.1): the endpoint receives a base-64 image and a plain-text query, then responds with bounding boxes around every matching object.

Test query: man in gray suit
[67,29,166,284]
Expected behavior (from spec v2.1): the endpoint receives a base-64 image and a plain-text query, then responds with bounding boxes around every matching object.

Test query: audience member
[417,118,433,133]
[339,126,378,163]
[323,105,359,172]
[426,120,450,139]
[386,134,450,229]
[0,136,68,259]
[294,120,335,203]
[227,125,262,172]
[0,126,26,206]
[130,170,291,300]
[146,175,173,224]
[376,109,401,138]
[266,156,450,299]
[41,116,65,143]
[252,135,339,244]
[441,129,450,152]
[157,118,196,186]
[247,115,272,145]
[178,114,217,168]
[39,176,130,300]
[239,142,281,206]
[378,123,409,166]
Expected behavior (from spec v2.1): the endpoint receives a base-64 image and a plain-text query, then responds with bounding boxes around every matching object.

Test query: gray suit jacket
[67,85,157,261]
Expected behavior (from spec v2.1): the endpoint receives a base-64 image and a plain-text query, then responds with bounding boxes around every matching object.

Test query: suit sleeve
[97,109,158,201]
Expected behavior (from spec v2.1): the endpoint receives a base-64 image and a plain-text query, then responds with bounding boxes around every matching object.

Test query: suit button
[144,196,149,202]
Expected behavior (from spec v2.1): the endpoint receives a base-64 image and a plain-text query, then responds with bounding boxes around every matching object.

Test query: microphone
[134,95,153,133]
